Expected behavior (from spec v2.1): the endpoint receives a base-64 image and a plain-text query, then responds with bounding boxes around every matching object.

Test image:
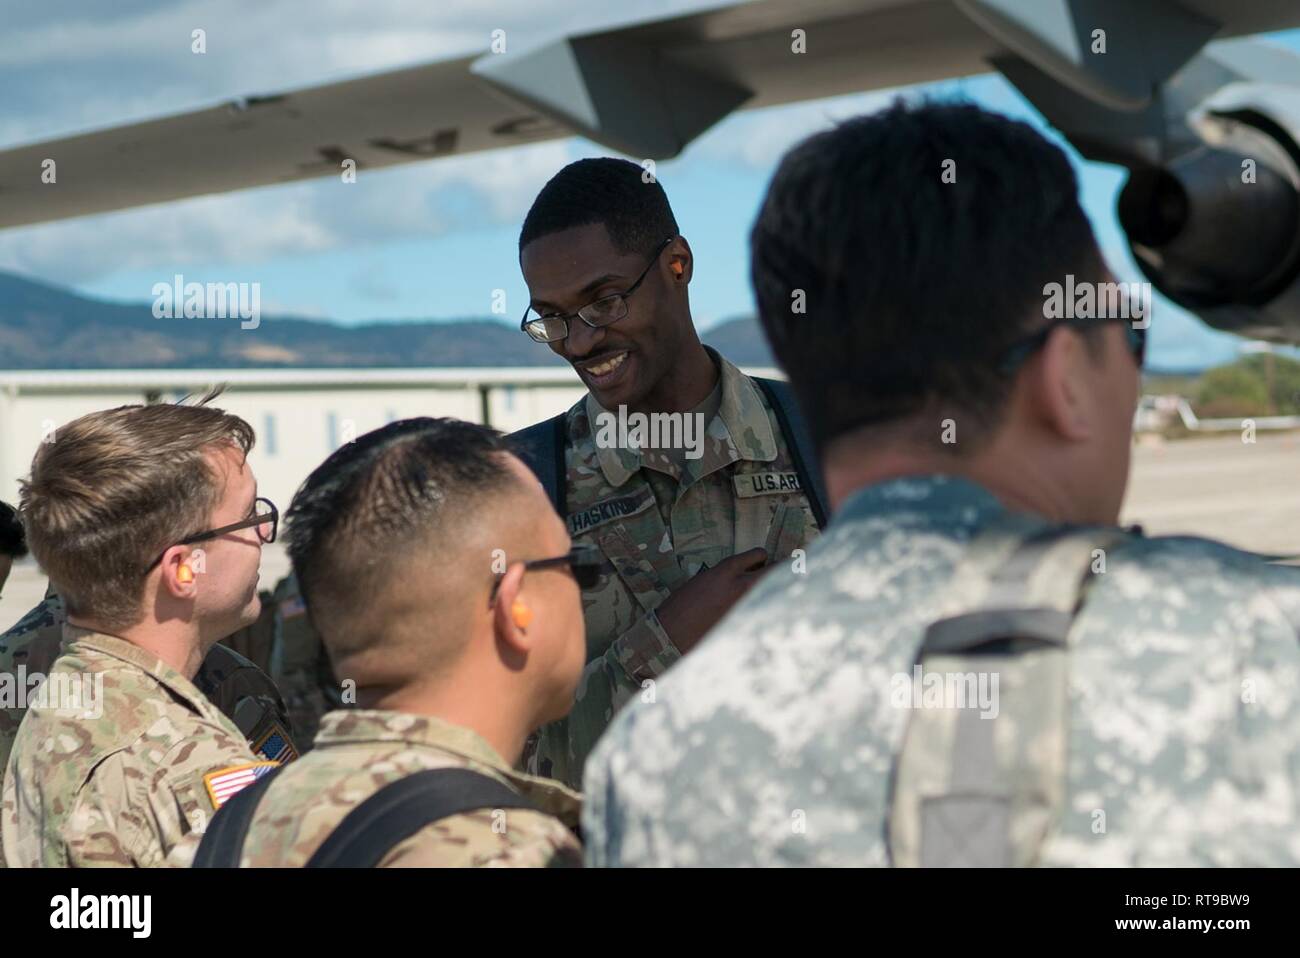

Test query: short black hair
[285,418,515,620]
[519,157,679,257]
[0,501,25,559]
[751,100,1105,452]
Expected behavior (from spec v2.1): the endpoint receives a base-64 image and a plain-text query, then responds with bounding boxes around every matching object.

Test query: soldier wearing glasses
[2,395,286,867]
[512,158,830,788]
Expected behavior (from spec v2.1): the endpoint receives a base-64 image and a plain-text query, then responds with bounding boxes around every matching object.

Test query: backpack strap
[305,768,539,868]
[887,516,1132,868]
[510,413,568,516]
[191,763,287,867]
[752,377,830,530]
[193,766,539,868]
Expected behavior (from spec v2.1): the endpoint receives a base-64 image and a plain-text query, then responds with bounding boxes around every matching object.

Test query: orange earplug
[671,261,684,277]
[177,565,194,583]
[512,601,533,630]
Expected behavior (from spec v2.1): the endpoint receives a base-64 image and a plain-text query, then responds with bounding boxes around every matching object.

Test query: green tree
[1196,361,1270,418]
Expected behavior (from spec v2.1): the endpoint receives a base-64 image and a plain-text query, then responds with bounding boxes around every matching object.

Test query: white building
[0,365,782,512]
[0,367,593,512]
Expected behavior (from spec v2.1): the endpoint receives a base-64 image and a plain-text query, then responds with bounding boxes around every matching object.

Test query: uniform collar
[585,347,779,489]
[63,625,215,718]
[314,709,582,820]
[833,474,1010,533]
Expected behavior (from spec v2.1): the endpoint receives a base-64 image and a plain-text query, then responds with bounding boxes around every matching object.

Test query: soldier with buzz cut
[188,418,587,868]
[2,394,287,867]
[584,102,1300,867]
[510,157,831,788]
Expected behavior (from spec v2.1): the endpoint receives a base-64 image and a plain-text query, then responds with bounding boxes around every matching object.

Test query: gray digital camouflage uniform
[583,474,1300,866]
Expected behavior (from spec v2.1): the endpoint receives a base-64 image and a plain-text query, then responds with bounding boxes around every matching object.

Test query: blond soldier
[189,418,586,868]
[2,396,282,867]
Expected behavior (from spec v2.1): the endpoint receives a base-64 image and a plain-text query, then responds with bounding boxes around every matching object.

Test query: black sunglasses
[998,316,1146,374]
[146,496,278,572]
[489,545,603,605]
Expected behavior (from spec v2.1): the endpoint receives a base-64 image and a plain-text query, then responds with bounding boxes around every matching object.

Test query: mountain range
[0,270,777,369]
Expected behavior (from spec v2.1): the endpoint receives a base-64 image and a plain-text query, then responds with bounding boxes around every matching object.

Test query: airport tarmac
[3,431,1300,631]
[1121,431,1300,556]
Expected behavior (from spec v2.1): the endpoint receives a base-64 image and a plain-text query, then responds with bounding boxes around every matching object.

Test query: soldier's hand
[656,547,769,655]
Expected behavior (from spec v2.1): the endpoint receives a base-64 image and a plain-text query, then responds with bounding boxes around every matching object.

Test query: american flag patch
[203,761,278,810]
[254,724,299,764]
[281,595,306,619]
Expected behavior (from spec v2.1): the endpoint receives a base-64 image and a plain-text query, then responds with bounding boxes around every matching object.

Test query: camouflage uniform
[584,475,1300,866]
[208,709,582,867]
[0,591,297,777]
[2,626,272,867]
[529,352,820,787]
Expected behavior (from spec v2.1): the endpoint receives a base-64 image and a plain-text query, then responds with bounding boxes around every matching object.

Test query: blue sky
[2,1,1298,371]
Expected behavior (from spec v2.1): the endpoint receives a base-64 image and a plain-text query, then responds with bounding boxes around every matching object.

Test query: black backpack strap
[305,768,539,868]
[510,412,568,516]
[191,763,287,868]
[753,377,830,529]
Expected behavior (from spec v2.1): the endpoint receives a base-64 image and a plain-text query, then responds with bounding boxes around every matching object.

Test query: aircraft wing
[0,53,567,230]
[4,0,1299,230]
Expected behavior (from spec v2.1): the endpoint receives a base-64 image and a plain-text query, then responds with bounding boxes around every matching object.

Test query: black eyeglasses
[998,316,1146,374]
[489,545,603,605]
[146,496,278,572]
[521,237,675,344]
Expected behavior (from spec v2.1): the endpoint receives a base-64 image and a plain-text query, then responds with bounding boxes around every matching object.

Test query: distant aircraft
[2,0,1299,341]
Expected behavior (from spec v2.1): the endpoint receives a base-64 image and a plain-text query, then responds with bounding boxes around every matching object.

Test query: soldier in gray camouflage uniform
[584,102,1300,866]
